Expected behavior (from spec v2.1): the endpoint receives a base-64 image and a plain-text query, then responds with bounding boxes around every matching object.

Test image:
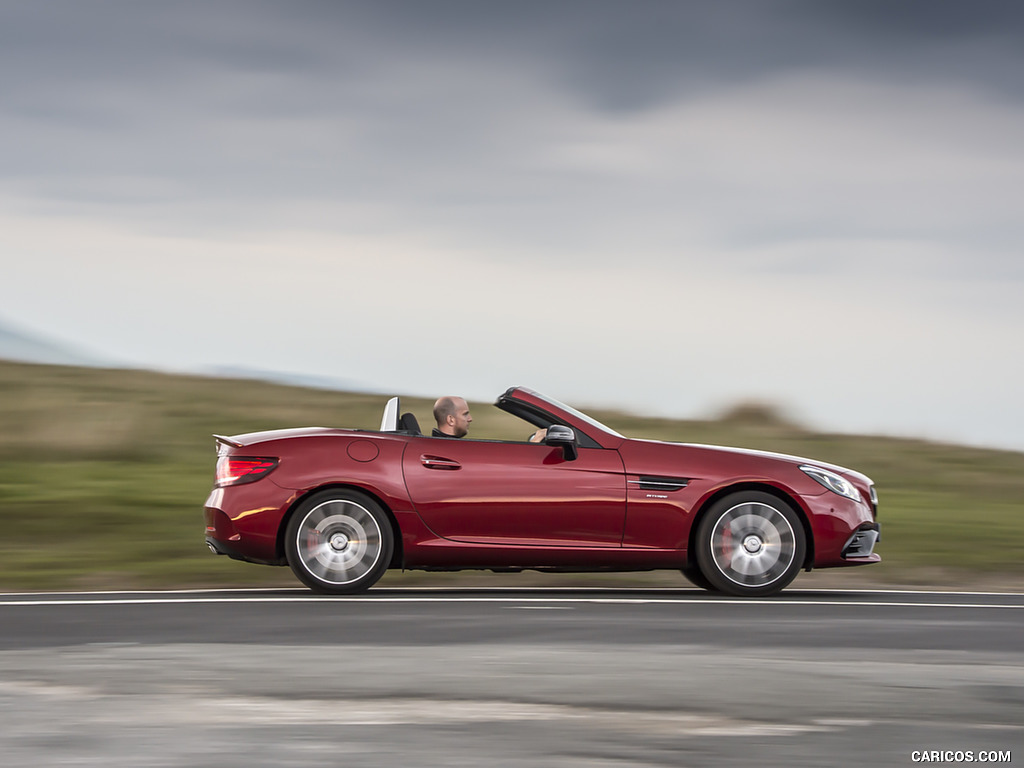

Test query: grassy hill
[1,360,1021,591]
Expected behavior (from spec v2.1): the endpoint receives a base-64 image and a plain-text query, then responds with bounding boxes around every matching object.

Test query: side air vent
[629,476,689,492]
[841,523,880,558]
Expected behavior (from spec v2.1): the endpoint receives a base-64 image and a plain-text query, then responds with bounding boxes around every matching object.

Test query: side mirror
[545,424,578,461]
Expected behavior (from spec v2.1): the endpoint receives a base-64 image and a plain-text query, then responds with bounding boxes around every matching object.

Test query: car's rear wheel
[285,489,393,594]
[695,491,805,597]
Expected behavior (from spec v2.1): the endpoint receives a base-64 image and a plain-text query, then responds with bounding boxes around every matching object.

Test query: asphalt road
[1,588,1021,767]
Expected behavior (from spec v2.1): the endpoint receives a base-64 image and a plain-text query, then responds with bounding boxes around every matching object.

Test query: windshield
[524,389,624,439]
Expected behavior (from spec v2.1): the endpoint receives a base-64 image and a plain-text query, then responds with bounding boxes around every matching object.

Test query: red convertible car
[204,387,879,596]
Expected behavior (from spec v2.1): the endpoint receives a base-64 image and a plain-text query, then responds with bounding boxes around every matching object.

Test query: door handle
[421,455,461,470]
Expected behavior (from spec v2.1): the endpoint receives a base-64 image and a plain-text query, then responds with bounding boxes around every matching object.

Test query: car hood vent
[631,476,689,492]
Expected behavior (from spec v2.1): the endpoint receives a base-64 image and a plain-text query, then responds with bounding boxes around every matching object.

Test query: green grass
[1,360,1022,591]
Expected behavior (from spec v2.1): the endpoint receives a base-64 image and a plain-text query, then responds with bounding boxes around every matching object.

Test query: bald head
[433,396,472,437]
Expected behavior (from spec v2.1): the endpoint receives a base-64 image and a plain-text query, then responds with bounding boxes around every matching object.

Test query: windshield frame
[533,392,624,439]
[497,387,625,446]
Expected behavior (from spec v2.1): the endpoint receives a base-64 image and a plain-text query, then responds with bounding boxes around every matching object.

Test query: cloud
[1,1,1023,449]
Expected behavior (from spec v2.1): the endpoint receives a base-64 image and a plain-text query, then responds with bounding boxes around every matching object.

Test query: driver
[432,396,473,438]
[432,395,547,443]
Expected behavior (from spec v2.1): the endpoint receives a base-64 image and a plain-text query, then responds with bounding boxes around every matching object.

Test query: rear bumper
[203,483,294,565]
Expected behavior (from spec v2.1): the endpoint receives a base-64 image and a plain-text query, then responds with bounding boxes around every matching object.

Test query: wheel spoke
[294,499,383,586]
[710,501,796,588]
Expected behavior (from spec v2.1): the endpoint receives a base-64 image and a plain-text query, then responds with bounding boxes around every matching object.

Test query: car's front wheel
[680,562,715,591]
[285,489,393,594]
[695,491,805,597]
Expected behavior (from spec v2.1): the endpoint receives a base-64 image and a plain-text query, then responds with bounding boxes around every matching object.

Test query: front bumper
[841,522,880,559]
[801,490,881,568]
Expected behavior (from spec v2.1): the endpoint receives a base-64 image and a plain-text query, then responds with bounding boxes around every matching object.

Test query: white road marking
[510,605,575,610]
[0,594,1021,609]
[397,586,1024,597]
[0,587,309,597]
[1,586,1021,596]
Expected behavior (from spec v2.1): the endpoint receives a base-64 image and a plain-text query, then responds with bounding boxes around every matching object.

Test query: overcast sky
[2,1,1023,450]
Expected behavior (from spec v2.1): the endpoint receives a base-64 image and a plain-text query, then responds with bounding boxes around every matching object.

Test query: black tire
[695,491,805,597]
[680,562,717,592]
[284,489,393,594]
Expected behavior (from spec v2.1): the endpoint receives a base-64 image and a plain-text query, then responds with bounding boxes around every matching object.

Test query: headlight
[800,465,864,503]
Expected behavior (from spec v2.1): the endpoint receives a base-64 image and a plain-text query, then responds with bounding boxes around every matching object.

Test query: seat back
[398,412,421,435]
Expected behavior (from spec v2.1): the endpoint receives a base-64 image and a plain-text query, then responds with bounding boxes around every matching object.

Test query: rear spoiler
[214,434,244,450]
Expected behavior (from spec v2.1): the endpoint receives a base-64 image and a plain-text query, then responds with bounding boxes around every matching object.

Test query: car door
[401,437,626,547]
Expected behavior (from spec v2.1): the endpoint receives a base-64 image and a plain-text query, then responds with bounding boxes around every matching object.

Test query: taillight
[216,456,279,487]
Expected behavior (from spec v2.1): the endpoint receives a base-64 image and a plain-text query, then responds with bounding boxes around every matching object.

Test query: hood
[623,438,873,487]
[678,442,859,477]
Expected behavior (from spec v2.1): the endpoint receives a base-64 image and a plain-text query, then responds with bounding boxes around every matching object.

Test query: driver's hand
[529,428,548,443]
